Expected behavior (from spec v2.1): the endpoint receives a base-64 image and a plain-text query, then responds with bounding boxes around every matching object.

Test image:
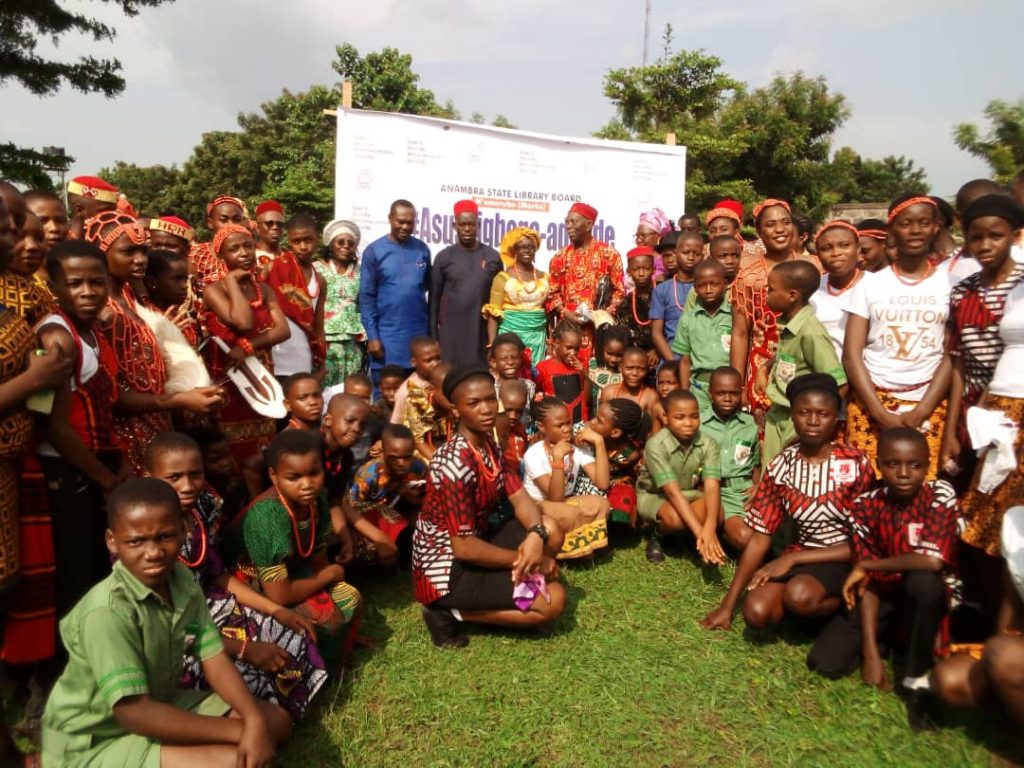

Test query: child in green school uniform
[673,259,733,417]
[42,478,288,768]
[637,389,723,565]
[758,261,847,464]
[699,367,761,551]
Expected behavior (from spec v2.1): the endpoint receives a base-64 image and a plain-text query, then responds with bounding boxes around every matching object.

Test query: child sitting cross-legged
[144,432,327,723]
[701,374,873,634]
[523,397,611,559]
[699,367,760,552]
[282,372,324,431]
[41,478,287,767]
[234,429,363,669]
[638,389,723,565]
[344,423,427,571]
[819,427,961,731]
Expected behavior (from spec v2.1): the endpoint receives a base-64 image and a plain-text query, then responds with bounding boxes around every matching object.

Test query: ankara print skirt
[846,389,946,481]
[181,589,328,720]
[959,395,1024,557]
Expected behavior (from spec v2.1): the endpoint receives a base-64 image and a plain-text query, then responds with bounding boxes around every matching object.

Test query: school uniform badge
[775,354,797,387]
[830,458,856,485]
[721,334,731,352]
[733,440,753,465]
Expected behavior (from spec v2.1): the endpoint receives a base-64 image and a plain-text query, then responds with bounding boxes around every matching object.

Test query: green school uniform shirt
[700,408,759,482]
[637,427,721,495]
[42,560,223,759]
[671,300,733,380]
[766,304,847,409]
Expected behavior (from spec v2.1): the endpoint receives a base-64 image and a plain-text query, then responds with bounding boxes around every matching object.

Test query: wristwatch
[528,524,549,544]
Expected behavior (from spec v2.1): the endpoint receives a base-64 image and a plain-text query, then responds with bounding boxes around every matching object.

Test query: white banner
[335,110,686,269]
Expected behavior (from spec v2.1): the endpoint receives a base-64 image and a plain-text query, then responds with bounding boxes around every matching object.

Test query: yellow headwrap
[498,227,542,269]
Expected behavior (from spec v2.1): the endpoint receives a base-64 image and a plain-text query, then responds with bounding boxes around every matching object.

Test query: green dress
[315,260,366,386]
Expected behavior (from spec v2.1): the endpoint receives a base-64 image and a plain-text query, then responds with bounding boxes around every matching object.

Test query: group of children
[0,173,1022,764]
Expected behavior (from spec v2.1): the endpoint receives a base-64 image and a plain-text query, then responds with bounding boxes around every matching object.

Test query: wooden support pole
[665,132,677,146]
[342,81,353,109]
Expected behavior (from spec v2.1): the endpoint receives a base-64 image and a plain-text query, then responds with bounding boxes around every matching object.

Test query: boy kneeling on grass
[42,478,287,768]
[825,427,961,731]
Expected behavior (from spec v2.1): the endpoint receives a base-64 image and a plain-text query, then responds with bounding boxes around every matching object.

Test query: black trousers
[41,457,111,618]
[807,571,947,680]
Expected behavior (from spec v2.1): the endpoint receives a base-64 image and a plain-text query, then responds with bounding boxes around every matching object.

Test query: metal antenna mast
[642,0,652,64]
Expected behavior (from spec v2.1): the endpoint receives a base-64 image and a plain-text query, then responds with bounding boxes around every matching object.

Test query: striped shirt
[745,443,875,549]
[948,265,1024,409]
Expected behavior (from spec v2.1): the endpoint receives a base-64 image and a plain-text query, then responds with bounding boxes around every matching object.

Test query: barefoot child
[42,478,284,766]
[638,389,723,565]
[700,367,760,551]
[283,373,324,431]
[674,259,732,416]
[524,397,611,559]
[236,429,363,668]
[701,374,873,633]
[838,427,960,731]
[145,433,327,722]
[534,320,588,422]
[761,260,847,464]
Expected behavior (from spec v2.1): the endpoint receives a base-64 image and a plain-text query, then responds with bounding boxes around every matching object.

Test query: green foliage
[98,161,180,215]
[829,148,929,204]
[278,541,1017,766]
[0,0,172,188]
[0,144,70,190]
[332,43,456,118]
[954,98,1024,183]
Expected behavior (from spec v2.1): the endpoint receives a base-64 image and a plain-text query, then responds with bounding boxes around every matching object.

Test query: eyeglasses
[263,221,284,228]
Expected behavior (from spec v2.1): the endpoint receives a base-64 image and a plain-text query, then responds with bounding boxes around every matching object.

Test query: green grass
[281,535,1019,767]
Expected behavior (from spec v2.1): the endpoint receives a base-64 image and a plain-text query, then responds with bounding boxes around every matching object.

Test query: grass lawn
[281,534,1020,767]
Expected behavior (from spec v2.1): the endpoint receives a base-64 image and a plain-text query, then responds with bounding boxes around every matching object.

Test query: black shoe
[421,605,469,649]
[645,535,666,563]
[902,689,941,732]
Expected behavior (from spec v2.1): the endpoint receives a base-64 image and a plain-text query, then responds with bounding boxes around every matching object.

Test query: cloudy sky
[4,0,1021,197]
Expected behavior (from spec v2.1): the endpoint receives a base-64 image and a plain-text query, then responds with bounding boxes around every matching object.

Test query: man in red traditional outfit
[254,199,285,273]
[66,176,119,240]
[546,202,625,364]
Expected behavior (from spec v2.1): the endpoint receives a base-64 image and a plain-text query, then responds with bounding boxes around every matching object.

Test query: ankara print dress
[179,489,327,720]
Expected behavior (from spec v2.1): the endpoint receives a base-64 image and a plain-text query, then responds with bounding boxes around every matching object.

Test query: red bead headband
[704,207,741,228]
[82,211,147,253]
[858,228,888,241]
[814,220,860,244]
[887,196,936,224]
[752,198,791,221]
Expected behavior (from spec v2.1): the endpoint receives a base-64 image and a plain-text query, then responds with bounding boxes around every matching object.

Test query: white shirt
[843,265,952,402]
[271,317,313,377]
[522,440,594,501]
[988,281,1024,397]
[35,313,100,458]
[809,274,850,358]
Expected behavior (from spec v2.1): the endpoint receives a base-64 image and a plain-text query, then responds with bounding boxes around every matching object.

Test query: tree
[829,148,929,204]
[0,0,174,185]
[331,44,456,118]
[718,73,850,220]
[954,99,1024,183]
[0,144,69,191]
[595,33,746,212]
[98,161,180,215]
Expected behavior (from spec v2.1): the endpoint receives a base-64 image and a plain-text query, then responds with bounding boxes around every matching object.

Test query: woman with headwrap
[315,219,366,387]
[203,224,289,471]
[483,227,550,366]
[189,195,249,292]
[635,208,673,282]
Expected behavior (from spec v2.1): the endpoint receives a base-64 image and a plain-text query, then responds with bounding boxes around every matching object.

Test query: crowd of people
[0,169,1022,765]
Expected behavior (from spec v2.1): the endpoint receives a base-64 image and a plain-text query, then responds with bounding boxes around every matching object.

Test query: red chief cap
[254,200,284,217]
[569,202,598,221]
[453,199,478,216]
[627,246,657,260]
[67,176,119,204]
[149,215,195,242]
[713,198,744,220]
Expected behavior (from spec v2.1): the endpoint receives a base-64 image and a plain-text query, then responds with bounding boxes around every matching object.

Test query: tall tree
[331,44,456,118]
[954,98,1024,183]
[719,73,850,220]
[0,0,175,185]
[595,31,747,213]
[98,161,180,215]
[829,148,929,204]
